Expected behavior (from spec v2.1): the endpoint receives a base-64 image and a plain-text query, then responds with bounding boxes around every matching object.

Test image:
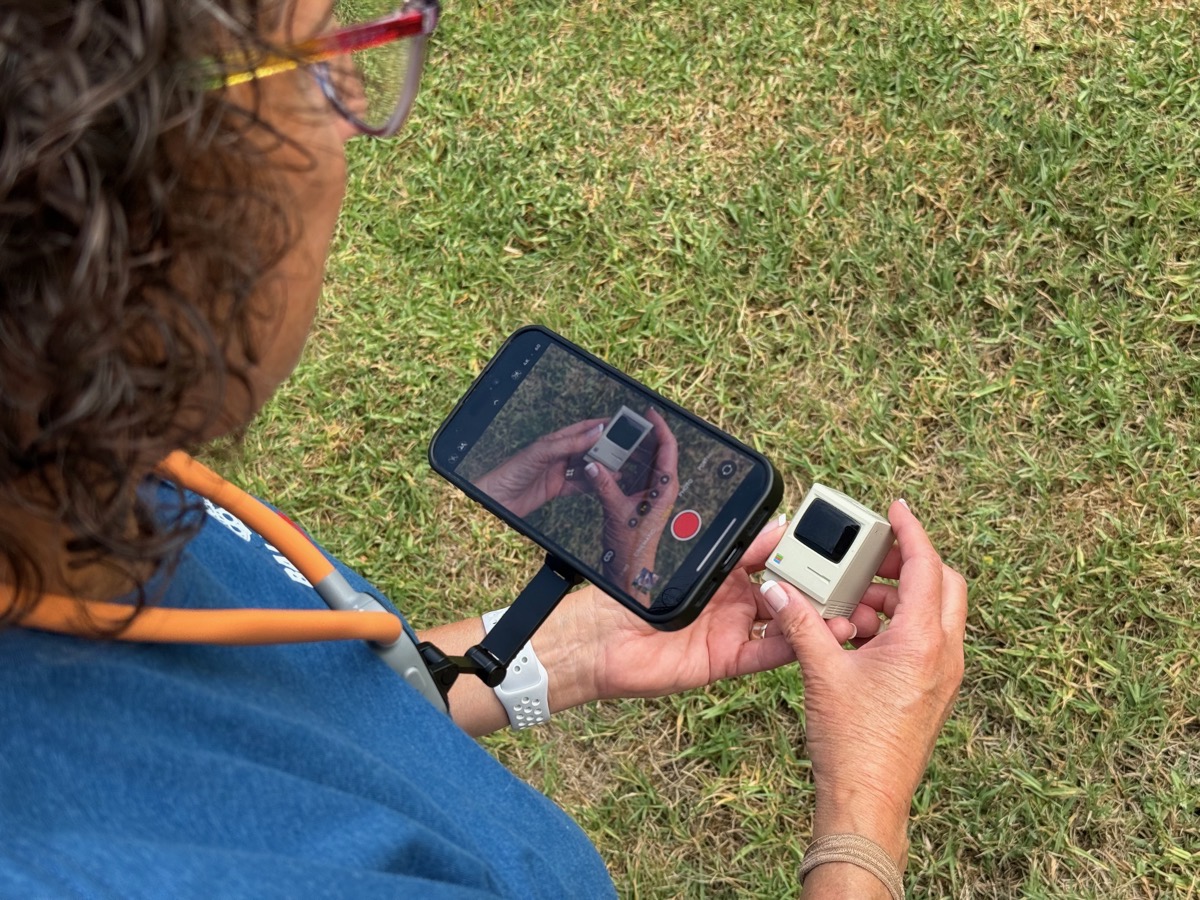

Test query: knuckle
[915,554,942,580]
[948,646,965,686]
[916,639,943,670]
[944,565,967,591]
[779,617,806,646]
[779,613,818,651]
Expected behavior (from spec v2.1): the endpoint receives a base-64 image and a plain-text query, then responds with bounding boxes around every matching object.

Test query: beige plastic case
[764,484,894,619]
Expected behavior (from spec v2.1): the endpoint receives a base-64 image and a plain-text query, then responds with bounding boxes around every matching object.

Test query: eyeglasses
[215,0,440,138]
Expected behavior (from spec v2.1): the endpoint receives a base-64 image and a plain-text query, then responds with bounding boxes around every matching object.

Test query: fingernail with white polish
[758,514,788,536]
[898,498,909,510]
[760,580,789,614]
[585,462,599,478]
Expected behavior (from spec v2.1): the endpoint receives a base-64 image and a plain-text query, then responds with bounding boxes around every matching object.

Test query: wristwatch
[481,607,550,730]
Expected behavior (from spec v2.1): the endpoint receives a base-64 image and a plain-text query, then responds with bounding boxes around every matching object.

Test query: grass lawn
[221,0,1199,895]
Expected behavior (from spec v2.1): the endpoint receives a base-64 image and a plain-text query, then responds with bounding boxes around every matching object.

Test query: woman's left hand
[563,519,858,702]
[422,518,860,736]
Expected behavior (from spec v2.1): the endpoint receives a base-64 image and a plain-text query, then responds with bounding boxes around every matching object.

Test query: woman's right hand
[760,500,967,868]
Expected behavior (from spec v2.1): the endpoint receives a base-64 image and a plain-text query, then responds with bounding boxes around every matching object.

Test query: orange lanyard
[17,452,404,647]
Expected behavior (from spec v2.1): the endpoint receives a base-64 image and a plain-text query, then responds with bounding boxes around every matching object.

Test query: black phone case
[429,325,782,630]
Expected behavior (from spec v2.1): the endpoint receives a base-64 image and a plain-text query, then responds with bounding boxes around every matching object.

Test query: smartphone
[429,326,782,630]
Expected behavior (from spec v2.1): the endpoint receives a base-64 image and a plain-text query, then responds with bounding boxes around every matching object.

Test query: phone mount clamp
[416,554,582,710]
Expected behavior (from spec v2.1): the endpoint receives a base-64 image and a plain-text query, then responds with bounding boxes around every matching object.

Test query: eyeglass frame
[213,0,440,138]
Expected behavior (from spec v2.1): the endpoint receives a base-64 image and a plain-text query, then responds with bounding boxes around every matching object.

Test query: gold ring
[750,620,770,640]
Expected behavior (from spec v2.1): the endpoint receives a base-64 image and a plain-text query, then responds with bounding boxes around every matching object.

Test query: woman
[0,1,966,897]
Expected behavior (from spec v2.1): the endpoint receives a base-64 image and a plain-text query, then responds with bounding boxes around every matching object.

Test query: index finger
[546,418,608,441]
[646,408,679,476]
[888,499,944,629]
[544,418,610,458]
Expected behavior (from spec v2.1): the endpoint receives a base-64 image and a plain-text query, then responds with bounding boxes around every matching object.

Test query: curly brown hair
[0,0,309,624]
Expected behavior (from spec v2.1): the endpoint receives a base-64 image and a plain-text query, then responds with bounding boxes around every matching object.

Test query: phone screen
[430,328,780,623]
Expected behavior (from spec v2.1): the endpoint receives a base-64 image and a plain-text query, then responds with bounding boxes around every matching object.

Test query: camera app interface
[451,341,753,611]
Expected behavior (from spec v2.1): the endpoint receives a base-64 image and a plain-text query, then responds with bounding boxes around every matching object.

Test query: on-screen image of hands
[471,418,609,518]
[759,500,968,865]
[583,408,679,599]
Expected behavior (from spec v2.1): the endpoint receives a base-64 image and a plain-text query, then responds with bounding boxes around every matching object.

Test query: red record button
[670,510,702,541]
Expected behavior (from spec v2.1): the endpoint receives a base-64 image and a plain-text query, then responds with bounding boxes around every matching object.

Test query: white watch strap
[481,607,550,730]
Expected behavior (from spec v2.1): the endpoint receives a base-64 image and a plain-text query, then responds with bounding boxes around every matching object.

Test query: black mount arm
[416,554,582,710]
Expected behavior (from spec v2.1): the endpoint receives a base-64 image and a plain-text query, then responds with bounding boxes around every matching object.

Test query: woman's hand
[762,500,967,867]
[422,515,839,738]
[471,418,607,517]
[550,518,859,706]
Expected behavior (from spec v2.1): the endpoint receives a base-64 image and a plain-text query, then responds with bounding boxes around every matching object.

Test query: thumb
[584,460,624,507]
[760,579,842,669]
